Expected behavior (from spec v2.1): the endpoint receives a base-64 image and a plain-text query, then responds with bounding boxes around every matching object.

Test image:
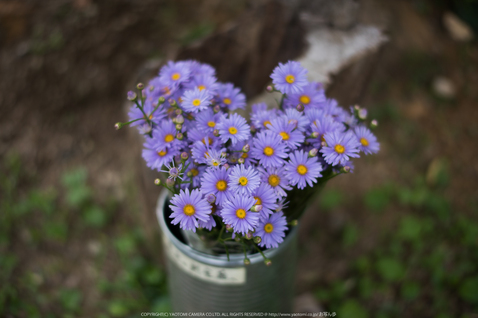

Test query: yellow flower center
[268,174,280,187]
[164,134,174,143]
[171,73,181,81]
[297,164,308,175]
[212,160,220,167]
[191,168,199,176]
[360,137,369,146]
[279,132,290,140]
[157,149,167,157]
[216,180,227,191]
[263,146,274,156]
[264,223,274,233]
[263,120,272,127]
[229,127,238,135]
[236,208,246,219]
[300,95,311,105]
[183,204,195,216]
[254,197,262,205]
[335,144,345,154]
[223,98,232,105]
[285,75,295,84]
[241,153,248,159]
[321,134,326,143]
[202,137,213,145]
[239,177,248,186]
[207,121,216,128]
[197,85,206,91]
[192,99,201,107]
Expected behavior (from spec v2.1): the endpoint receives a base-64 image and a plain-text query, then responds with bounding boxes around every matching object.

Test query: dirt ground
[1,0,477,317]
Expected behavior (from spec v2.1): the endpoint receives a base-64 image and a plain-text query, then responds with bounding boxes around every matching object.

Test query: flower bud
[308,148,318,157]
[169,99,177,107]
[358,109,367,120]
[114,122,122,130]
[176,115,185,124]
[175,124,182,131]
[213,105,221,113]
[244,258,251,265]
[296,104,305,112]
[176,132,184,140]
[127,91,137,101]
[354,104,360,111]
[245,231,253,240]
[289,219,298,227]
[253,236,261,244]
[136,83,144,90]
[223,163,230,170]
[234,236,241,242]
[181,152,189,161]
[221,152,227,158]
[158,96,165,104]
[264,259,272,266]
[154,178,161,186]
[251,205,262,212]
[242,144,250,153]
[169,167,180,179]
[250,125,257,133]
[213,129,220,137]
[226,224,233,232]
[266,85,273,92]
[370,119,378,129]
[166,178,175,188]
[341,166,351,173]
[311,131,319,138]
[321,141,327,148]
[238,158,245,164]
[206,193,216,204]
[186,171,193,177]
[175,109,182,115]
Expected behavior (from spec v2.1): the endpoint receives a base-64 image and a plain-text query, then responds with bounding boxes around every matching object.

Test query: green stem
[254,244,267,260]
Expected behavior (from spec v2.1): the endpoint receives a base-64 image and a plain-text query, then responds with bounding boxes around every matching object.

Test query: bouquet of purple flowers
[117,60,379,264]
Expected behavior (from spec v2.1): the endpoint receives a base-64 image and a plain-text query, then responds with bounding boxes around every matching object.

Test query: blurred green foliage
[0,154,169,317]
[316,168,478,317]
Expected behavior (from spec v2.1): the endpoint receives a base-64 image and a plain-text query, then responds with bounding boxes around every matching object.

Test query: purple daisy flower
[270,61,308,95]
[204,147,227,169]
[285,150,323,189]
[159,61,191,88]
[185,74,218,94]
[216,83,246,110]
[187,128,220,148]
[169,188,211,232]
[216,113,250,146]
[181,88,212,113]
[321,131,361,166]
[200,167,233,206]
[228,164,261,195]
[251,183,279,220]
[189,61,216,77]
[250,131,288,168]
[195,108,224,133]
[142,142,178,171]
[198,214,216,230]
[251,108,279,131]
[221,196,259,235]
[284,82,326,109]
[184,164,206,188]
[310,115,345,148]
[257,166,291,197]
[267,117,305,150]
[284,108,310,132]
[354,126,380,155]
[255,212,288,249]
[151,120,183,150]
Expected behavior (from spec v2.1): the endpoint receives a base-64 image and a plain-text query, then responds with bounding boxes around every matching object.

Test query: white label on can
[163,237,246,285]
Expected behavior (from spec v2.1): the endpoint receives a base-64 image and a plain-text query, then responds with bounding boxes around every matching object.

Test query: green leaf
[397,216,422,241]
[459,276,478,304]
[339,299,369,318]
[377,258,405,283]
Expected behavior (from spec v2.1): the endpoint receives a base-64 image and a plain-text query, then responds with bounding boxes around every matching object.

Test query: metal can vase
[156,190,298,313]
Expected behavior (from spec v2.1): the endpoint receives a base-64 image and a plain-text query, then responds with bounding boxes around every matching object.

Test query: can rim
[156,189,298,267]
